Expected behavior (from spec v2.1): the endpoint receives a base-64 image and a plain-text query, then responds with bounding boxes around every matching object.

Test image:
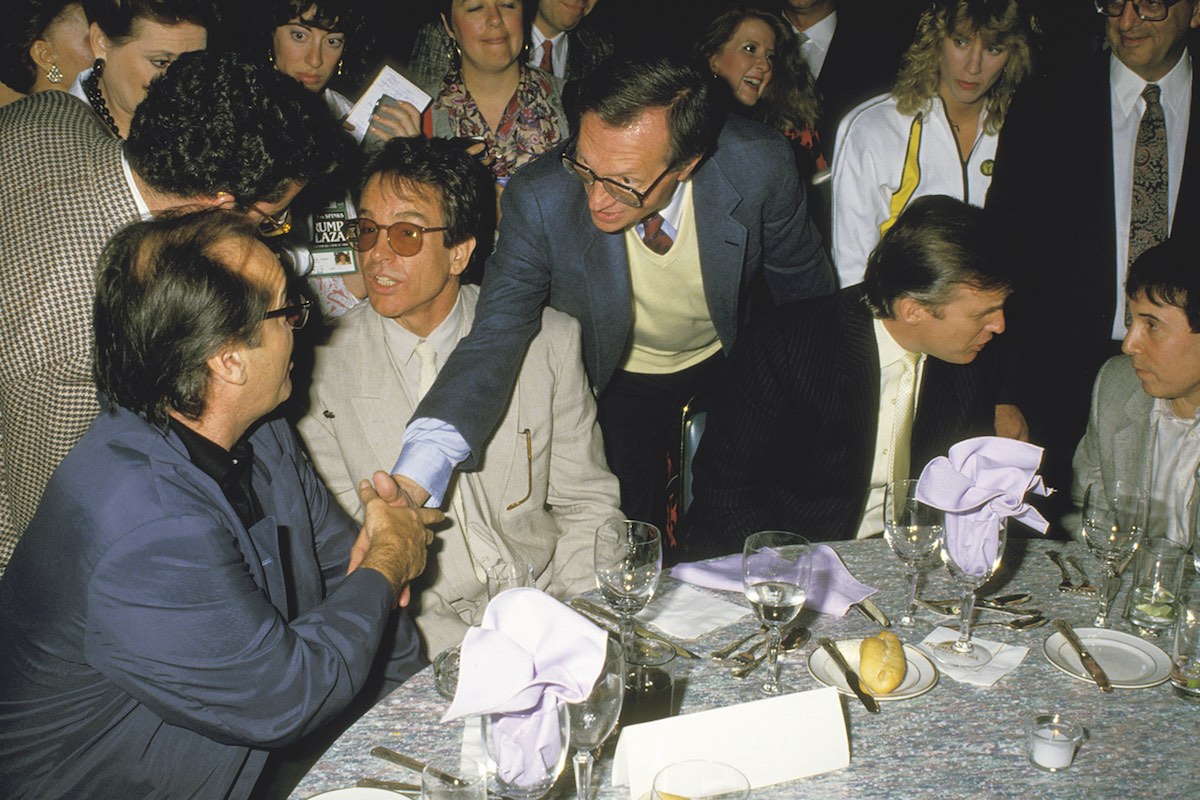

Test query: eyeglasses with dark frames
[263,298,311,330]
[346,218,449,256]
[1094,0,1180,21]
[560,145,675,209]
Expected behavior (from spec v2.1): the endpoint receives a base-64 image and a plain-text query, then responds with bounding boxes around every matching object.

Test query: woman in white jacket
[831,0,1034,287]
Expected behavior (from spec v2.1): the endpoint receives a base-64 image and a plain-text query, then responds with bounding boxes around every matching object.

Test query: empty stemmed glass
[927,520,1008,669]
[1081,480,1148,627]
[567,636,624,800]
[742,531,812,695]
[594,520,662,661]
[884,480,946,627]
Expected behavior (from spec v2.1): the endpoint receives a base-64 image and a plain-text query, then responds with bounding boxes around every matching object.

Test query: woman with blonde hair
[831,0,1034,287]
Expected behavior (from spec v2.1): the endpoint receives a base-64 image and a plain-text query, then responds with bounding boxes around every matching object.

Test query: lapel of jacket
[837,292,881,479]
[1092,53,1120,274]
[576,197,632,390]
[692,157,747,348]
[346,312,415,471]
[1114,384,1154,489]
[1173,45,1200,227]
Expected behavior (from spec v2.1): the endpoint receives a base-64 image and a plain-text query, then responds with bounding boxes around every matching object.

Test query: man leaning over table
[682,195,1011,558]
[0,211,443,800]
[1073,236,1200,548]
[385,54,835,551]
[298,137,622,658]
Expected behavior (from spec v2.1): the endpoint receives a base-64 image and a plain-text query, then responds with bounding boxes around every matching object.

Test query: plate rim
[306,788,406,799]
[806,637,939,701]
[1041,627,1172,688]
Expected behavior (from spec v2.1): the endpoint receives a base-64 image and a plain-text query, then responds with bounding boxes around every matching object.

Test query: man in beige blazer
[298,138,621,657]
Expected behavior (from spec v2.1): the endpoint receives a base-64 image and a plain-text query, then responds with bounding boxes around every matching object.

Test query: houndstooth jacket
[0,91,138,572]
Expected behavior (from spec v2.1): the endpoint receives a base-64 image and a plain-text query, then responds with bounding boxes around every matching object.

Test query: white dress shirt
[1149,399,1200,544]
[529,26,569,79]
[788,10,837,79]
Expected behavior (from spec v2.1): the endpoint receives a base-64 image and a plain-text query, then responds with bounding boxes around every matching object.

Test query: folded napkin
[635,583,749,639]
[919,627,1029,687]
[916,436,1051,577]
[669,545,876,617]
[442,588,606,787]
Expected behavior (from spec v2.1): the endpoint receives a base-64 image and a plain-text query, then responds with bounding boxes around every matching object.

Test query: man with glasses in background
[988,0,1200,500]
[387,55,834,555]
[0,50,345,573]
[0,210,442,799]
[298,138,620,657]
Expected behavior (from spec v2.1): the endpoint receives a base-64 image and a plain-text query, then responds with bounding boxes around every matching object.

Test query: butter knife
[568,598,700,659]
[854,598,891,627]
[1051,619,1113,693]
[818,638,880,713]
[371,746,467,786]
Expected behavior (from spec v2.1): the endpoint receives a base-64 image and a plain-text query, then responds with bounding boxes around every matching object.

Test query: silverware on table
[1066,556,1095,591]
[1047,550,1098,595]
[370,746,467,786]
[949,615,1048,631]
[854,598,891,627]
[918,599,1042,618]
[356,777,421,794]
[711,626,765,661]
[568,598,700,659]
[817,638,881,714]
[1051,619,1113,693]
[730,626,810,678]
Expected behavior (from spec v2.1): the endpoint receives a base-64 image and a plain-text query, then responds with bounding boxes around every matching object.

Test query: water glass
[1128,538,1187,635]
[1026,713,1084,772]
[432,646,461,701]
[486,560,534,599]
[883,480,945,627]
[1171,590,1200,702]
[743,530,812,694]
[569,636,624,800]
[1081,480,1148,627]
[482,702,570,799]
[421,757,487,799]
[651,760,750,800]
[620,639,676,727]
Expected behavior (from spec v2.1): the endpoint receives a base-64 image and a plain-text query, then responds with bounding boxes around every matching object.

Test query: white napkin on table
[669,545,877,616]
[919,627,1029,687]
[442,589,605,786]
[916,436,1051,577]
[634,583,749,639]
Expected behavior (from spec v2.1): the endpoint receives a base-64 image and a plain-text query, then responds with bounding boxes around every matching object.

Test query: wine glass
[594,520,662,661]
[482,701,570,799]
[651,759,750,800]
[742,531,812,695]
[927,519,1008,669]
[1081,480,1148,627]
[884,480,946,627]
[567,636,624,800]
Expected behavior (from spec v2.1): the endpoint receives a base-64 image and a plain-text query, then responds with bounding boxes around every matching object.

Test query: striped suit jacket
[0,91,137,571]
[683,287,1000,558]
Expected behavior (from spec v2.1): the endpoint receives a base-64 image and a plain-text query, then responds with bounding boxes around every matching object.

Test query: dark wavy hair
[893,0,1035,134]
[1127,237,1200,333]
[356,137,490,257]
[94,210,272,427]
[262,0,372,88]
[81,0,213,42]
[863,195,1013,318]
[0,0,80,92]
[125,51,348,205]
[574,55,720,171]
[693,7,821,135]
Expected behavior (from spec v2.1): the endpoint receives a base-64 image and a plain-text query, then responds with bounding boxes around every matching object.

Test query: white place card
[344,66,432,144]
[612,687,849,799]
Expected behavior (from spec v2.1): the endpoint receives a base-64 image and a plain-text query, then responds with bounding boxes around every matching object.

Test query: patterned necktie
[1129,83,1169,269]
[415,339,438,401]
[641,212,674,255]
[889,352,921,485]
[538,40,554,73]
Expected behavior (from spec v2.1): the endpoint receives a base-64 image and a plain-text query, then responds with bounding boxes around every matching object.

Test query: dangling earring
[47,64,64,84]
[267,48,274,65]
[336,59,343,76]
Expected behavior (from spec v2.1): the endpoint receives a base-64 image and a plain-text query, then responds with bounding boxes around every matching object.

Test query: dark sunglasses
[263,298,311,330]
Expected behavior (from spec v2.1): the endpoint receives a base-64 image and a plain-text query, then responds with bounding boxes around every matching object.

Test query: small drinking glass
[486,560,534,599]
[568,636,624,800]
[619,639,676,727]
[482,701,570,799]
[1127,538,1187,636]
[1171,590,1200,702]
[651,760,750,800]
[421,757,487,799]
[884,480,946,627]
[594,520,662,661]
[1081,481,1148,627]
[927,520,1008,669]
[742,531,812,695]
[432,646,461,701]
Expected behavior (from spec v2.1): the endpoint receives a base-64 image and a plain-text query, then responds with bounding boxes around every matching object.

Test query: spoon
[731,626,811,679]
[949,615,1048,631]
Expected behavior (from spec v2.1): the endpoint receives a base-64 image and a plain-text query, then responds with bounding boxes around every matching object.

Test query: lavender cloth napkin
[915,436,1051,577]
[442,589,606,787]
[669,545,876,616]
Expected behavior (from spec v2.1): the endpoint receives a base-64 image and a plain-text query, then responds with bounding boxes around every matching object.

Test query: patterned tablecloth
[291,537,1197,799]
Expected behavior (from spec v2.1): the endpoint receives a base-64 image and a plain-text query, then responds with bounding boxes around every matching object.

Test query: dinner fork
[1047,550,1078,591]
[1066,555,1095,591]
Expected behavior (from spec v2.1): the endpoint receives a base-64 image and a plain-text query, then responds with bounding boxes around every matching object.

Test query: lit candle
[1027,714,1082,772]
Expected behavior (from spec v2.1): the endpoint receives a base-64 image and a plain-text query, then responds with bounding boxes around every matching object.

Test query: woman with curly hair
[68,0,210,138]
[0,1,93,105]
[831,0,1034,287]
[694,7,825,179]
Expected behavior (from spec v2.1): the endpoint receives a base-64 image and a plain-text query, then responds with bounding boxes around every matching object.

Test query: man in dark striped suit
[684,195,1010,556]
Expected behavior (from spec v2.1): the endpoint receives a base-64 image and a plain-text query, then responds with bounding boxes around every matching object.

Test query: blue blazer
[0,407,422,799]
[417,114,836,460]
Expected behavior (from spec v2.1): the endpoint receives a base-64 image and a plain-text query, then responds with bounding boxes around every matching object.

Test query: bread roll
[858,631,906,694]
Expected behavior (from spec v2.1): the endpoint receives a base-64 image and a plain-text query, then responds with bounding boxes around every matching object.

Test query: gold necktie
[889,351,921,485]
[415,339,438,401]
